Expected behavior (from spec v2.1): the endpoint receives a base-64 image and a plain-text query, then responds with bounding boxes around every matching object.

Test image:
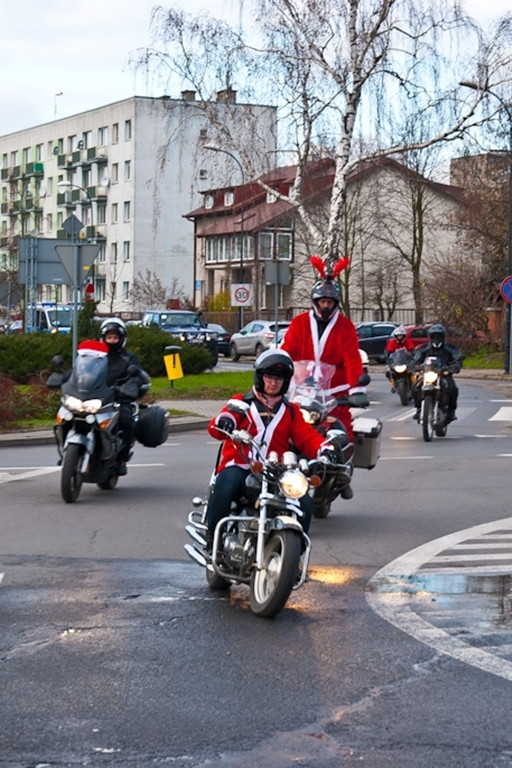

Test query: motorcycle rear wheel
[206,566,231,590]
[250,530,302,618]
[422,398,435,442]
[97,474,119,490]
[61,443,84,503]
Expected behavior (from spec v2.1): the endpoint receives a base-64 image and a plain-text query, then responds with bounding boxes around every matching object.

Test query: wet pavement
[367,516,512,682]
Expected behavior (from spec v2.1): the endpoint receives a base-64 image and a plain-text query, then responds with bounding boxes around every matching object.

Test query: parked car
[206,323,231,357]
[229,320,291,360]
[355,321,399,363]
[140,309,219,366]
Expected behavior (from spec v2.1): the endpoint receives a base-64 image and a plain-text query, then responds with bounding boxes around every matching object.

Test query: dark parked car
[207,323,231,356]
[141,309,219,366]
[355,321,399,363]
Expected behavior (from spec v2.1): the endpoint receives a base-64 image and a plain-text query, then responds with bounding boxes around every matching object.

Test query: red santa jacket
[281,310,363,397]
[386,337,415,354]
[208,392,325,474]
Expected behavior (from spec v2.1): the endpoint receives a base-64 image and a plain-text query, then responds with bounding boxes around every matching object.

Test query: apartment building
[0,93,276,316]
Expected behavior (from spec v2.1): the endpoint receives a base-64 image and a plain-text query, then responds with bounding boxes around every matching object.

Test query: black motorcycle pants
[206,465,312,536]
[118,402,134,461]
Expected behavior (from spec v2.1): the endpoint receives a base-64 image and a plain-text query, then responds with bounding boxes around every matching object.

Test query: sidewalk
[0,399,223,448]
[1,371,511,448]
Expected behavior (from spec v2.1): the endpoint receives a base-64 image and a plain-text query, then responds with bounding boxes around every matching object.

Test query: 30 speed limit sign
[231,284,253,307]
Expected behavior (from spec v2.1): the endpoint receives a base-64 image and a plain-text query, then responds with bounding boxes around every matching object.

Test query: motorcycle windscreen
[61,354,113,402]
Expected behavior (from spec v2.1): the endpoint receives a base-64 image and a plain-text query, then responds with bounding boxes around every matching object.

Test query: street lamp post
[203,144,246,330]
[460,81,512,374]
[57,181,94,358]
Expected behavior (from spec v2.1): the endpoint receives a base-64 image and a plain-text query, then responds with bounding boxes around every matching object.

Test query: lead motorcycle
[47,343,167,503]
[287,360,378,518]
[416,355,455,442]
[184,399,330,618]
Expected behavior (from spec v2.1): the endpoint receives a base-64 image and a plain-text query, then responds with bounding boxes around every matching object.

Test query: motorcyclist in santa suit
[99,317,147,475]
[205,349,344,549]
[411,323,463,423]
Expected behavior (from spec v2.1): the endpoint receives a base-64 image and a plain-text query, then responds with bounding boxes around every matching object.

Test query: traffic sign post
[500,276,512,375]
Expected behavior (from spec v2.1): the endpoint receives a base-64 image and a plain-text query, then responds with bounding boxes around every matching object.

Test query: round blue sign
[500,276,512,304]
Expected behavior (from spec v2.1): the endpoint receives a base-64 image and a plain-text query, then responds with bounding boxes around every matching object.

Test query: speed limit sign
[231,284,253,307]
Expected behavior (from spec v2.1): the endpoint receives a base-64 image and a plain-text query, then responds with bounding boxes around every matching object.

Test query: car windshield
[47,308,73,328]
[161,314,201,329]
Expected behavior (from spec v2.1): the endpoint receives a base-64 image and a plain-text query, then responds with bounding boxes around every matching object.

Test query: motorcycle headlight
[279,469,309,499]
[423,371,438,386]
[394,364,407,373]
[63,394,102,413]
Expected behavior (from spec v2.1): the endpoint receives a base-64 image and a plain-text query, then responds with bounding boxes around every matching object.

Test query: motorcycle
[417,355,453,442]
[184,399,327,618]
[387,348,415,406]
[47,344,166,503]
[287,360,377,519]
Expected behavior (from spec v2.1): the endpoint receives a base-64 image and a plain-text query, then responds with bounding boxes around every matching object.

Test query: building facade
[0,94,277,318]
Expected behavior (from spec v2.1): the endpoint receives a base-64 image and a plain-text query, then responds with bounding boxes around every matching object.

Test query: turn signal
[251,460,264,473]
[309,474,322,488]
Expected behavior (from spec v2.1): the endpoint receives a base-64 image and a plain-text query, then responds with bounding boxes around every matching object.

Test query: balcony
[24,162,44,177]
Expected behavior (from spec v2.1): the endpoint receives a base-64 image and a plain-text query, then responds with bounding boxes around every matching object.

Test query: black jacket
[412,342,463,373]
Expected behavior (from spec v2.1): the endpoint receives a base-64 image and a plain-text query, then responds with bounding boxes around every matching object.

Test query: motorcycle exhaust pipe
[184,543,208,568]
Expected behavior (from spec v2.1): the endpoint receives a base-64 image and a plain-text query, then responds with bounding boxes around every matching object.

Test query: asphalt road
[2,373,512,767]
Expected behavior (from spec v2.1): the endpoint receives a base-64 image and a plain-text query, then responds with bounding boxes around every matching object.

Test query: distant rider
[280,255,366,499]
[385,325,415,390]
[411,324,463,423]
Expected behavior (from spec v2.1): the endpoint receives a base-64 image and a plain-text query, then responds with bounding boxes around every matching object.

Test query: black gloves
[348,392,369,408]
[216,415,235,434]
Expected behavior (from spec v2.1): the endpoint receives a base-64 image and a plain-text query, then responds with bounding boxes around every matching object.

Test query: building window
[112,123,119,143]
[96,278,106,301]
[10,150,18,166]
[224,190,234,206]
[206,238,218,263]
[199,169,207,180]
[112,163,119,184]
[277,232,292,260]
[82,130,92,148]
[111,242,118,263]
[123,201,131,222]
[98,126,108,146]
[122,281,130,300]
[205,194,214,209]
[68,135,77,152]
[124,160,131,181]
[97,204,106,224]
[97,244,106,263]
[122,241,130,261]
[124,120,132,141]
[47,178,53,195]
[259,232,272,260]
[2,153,7,168]
[35,144,44,161]
[111,203,118,223]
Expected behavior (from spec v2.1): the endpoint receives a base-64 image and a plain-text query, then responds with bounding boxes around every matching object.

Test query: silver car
[229,320,291,360]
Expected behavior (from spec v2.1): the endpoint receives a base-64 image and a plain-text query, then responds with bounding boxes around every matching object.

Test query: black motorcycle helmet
[311,279,340,321]
[254,349,294,396]
[100,317,127,352]
[428,323,446,350]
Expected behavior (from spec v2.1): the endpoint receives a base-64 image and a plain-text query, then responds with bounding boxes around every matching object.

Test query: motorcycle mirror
[51,354,65,370]
[358,372,371,387]
[226,399,250,415]
[126,364,140,377]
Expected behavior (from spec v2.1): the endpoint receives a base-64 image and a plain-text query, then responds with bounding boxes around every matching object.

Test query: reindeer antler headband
[310,255,349,280]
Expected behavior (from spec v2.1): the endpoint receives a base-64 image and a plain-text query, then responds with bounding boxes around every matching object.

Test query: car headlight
[279,469,309,499]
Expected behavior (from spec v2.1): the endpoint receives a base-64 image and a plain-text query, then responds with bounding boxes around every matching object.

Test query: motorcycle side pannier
[135,405,169,447]
[352,416,382,469]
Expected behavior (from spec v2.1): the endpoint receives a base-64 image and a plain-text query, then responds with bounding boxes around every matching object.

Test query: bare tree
[131,269,168,312]
[133,0,512,270]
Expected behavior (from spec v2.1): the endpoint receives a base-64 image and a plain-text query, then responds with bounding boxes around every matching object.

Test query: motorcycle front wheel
[250,530,302,618]
[61,443,84,503]
[422,397,435,442]
[397,379,409,406]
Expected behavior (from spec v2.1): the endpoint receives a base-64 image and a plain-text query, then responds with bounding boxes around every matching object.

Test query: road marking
[490,406,512,421]
[0,467,60,484]
[366,517,512,682]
